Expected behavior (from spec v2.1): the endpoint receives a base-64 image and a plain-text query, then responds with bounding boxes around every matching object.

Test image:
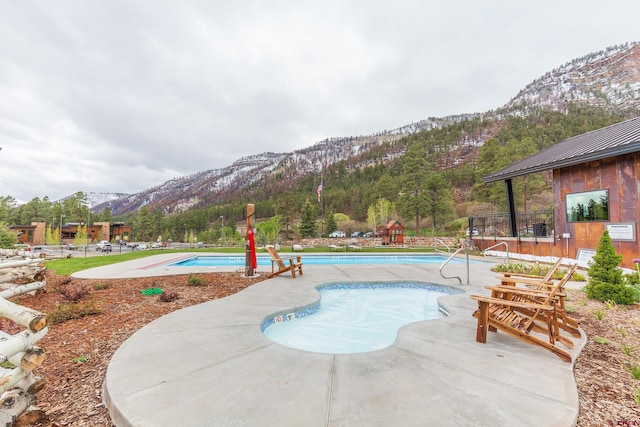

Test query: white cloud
[0,0,639,202]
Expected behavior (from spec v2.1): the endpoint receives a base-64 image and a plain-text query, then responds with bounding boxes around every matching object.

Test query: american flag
[317,179,323,202]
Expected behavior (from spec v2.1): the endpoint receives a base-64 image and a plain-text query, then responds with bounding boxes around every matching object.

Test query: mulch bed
[2,271,639,426]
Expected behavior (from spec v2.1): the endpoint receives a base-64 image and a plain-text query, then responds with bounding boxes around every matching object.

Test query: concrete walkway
[77,253,586,427]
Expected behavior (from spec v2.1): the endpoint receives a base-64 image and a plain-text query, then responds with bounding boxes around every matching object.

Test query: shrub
[93,282,111,290]
[586,281,637,305]
[585,230,636,304]
[594,336,609,344]
[48,300,101,323]
[624,362,640,380]
[159,291,179,302]
[187,274,206,286]
[73,355,88,364]
[59,284,91,302]
[623,272,640,302]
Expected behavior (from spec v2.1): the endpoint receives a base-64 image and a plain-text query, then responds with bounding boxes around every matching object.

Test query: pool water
[170,254,467,267]
[262,283,461,354]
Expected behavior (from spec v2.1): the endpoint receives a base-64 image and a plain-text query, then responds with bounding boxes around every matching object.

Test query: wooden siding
[553,153,639,268]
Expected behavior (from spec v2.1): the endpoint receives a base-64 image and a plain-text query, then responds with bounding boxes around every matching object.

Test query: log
[0,282,47,299]
[0,266,46,285]
[15,406,45,426]
[18,347,46,371]
[0,249,43,259]
[0,298,47,332]
[0,388,31,426]
[0,259,41,271]
[0,328,48,368]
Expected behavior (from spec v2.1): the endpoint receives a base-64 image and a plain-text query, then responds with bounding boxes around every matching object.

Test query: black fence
[469,209,554,239]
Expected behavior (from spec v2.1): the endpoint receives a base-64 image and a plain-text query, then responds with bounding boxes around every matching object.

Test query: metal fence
[469,209,555,239]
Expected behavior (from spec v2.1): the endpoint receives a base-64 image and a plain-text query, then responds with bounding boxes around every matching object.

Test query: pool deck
[75,252,587,427]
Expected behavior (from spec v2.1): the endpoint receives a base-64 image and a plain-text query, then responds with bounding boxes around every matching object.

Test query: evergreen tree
[398,145,430,231]
[274,191,295,240]
[585,230,636,304]
[324,211,337,236]
[425,173,456,230]
[299,198,318,238]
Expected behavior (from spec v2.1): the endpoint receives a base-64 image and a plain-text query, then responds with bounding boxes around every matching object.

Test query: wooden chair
[470,264,578,363]
[497,258,563,287]
[266,246,303,279]
[488,262,580,339]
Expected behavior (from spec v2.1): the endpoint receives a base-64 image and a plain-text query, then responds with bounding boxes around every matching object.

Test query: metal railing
[482,241,510,265]
[433,238,451,253]
[469,209,554,239]
[439,248,470,285]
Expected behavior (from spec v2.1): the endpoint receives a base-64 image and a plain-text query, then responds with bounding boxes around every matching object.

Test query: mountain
[504,42,640,112]
[92,42,640,216]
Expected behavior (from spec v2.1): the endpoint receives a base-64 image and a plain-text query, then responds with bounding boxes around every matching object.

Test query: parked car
[466,228,480,236]
[137,243,148,250]
[329,231,346,238]
[364,231,376,238]
[96,240,112,252]
[351,231,364,238]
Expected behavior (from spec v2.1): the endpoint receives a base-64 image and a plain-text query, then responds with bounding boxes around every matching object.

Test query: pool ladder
[433,238,451,253]
[439,248,470,285]
[482,241,510,266]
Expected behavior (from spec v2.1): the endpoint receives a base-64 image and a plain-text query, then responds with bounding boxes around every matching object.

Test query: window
[566,190,609,222]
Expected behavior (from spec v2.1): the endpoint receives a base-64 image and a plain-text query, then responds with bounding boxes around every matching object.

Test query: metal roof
[484,116,640,183]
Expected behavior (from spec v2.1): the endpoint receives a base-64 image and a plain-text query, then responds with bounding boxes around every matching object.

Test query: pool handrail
[482,242,510,265]
[433,238,451,253]
[439,247,470,285]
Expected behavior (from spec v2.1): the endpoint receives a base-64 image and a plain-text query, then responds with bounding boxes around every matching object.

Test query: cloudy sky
[1,1,639,204]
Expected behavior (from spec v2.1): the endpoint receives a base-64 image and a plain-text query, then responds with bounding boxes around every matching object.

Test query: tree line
[1,104,634,245]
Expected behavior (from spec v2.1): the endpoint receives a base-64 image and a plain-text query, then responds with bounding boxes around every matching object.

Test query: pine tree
[324,211,337,236]
[585,229,635,304]
[299,198,318,238]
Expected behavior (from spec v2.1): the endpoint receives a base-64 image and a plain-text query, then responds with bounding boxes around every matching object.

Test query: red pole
[245,204,255,277]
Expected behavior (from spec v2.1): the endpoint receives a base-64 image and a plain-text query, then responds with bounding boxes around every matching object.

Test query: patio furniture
[266,246,303,279]
[470,264,578,363]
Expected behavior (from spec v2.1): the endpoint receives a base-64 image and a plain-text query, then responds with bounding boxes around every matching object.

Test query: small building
[478,116,640,269]
[8,221,131,246]
[377,220,405,245]
[10,223,42,245]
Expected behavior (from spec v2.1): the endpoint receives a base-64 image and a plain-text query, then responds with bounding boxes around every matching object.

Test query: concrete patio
[73,253,586,427]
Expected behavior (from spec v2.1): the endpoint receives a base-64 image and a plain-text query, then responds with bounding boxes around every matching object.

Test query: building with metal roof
[475,116,640,268]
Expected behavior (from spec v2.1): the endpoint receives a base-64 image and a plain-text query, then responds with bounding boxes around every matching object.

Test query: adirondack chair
[470,264,578,363]
[487,262,580,339]
[266,246,303,279]
[497,258,563,287]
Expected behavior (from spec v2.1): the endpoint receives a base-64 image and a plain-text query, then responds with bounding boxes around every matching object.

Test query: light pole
[220,216,225,245]
[59,214,65,255]
[85,207,90,257]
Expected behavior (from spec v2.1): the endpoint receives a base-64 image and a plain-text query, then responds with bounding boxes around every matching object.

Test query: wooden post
[476,302,488,343]
[245,204,255,277]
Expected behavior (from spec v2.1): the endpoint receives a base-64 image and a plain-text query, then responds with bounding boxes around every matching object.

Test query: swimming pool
[261,282,462,354]
[169,254,469,267]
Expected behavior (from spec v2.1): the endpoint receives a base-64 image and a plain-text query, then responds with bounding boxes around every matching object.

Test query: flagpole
[317,176,324,236]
